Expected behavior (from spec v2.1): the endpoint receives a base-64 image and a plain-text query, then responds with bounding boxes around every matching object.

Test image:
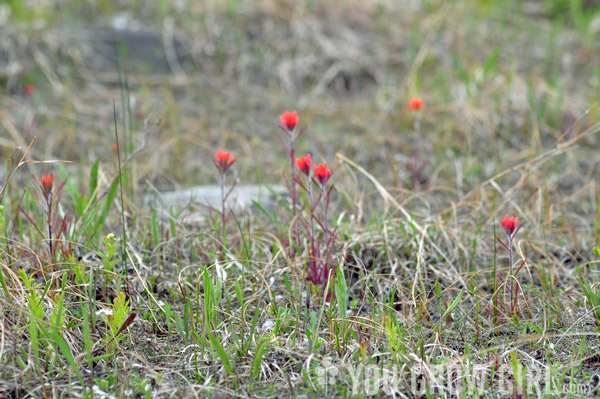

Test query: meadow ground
[2,0,600,397]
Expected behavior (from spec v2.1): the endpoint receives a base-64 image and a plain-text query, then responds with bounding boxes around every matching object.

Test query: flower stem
[47,196,53,266]
[307,175,315,240]
[289,132,296,218]
[220,173,226,262]
[508,234,513,313]
[321,185,328,247]
[321,184,330,284]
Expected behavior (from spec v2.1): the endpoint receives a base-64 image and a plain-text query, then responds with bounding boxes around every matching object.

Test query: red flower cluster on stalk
[212,149,237,262]
[209,111,338,302]
[279,111,299,132]
[488,214,525,323]
[214,149,237,175]
[314,162,332,186]
[276,110,308,220]
[500,215,519,237]
[277,112,337,298]
[40,172,54,201]
[30,171,72,269]
[296,154,312,176]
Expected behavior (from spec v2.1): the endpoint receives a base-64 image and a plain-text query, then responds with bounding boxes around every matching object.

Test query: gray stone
[144,184,288,222]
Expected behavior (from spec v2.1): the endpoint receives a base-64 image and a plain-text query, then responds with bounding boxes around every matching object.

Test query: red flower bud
[500,214,519,237]
[214,149,236,175]
[296,153,312,176]
[279,111,299,132]
[40,172,54,200]
[24,84,35,96]
[314,162,332,186]
[408,97,424,111]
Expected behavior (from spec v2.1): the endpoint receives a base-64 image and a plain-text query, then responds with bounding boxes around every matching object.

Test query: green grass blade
[441,289,464,324]
[251,339,268,379]
[94,178,119,237]
[89,159,100,203]
[51,329,84,386]
[208,331,233,375]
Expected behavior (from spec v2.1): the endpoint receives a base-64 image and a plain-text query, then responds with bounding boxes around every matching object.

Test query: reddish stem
[46,195,53,266]
[289,132,297,220]
[220,173,226,262]
[507,234,513,312]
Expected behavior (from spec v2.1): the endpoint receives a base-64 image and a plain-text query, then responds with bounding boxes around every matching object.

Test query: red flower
[296,153,312,176]
[279,111,299,132]
[24,84,35,95]
[314,162,332,186]
[40,172,54,200]
[214,149,236,175]
[500,215,519,237]
[407,97,424,111]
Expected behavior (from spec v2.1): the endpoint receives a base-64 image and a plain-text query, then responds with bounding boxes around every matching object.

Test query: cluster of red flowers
[295,153,332,187]
[36,99,527,310]
[212,111,333,187]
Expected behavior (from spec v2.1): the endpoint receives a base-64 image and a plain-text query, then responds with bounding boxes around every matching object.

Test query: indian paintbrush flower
[314,160,334,290]
[279,110,299,132]
[408,97,426,188]
[24,84,35,96]
[314,162,332,186]
[500,215,519,238]
[408,97,424,111]
[497,214,523,320]
[40,172,54,201]
[38,171,57,266]
[297,153,316,270]
[296,154,312,177]
[498,214,521,269]
[213,149,236,262]
[277,111,305,224]
[214,149,237,175]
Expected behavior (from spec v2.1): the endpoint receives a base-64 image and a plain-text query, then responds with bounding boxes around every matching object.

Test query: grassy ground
[2,0,600,397]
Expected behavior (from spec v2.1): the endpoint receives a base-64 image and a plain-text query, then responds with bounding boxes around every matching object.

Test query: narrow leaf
[208,331,233,374]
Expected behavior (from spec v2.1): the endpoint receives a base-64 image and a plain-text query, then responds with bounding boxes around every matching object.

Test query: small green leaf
[94,178,119,237]
[252,339,268,379]
[441,289,464,322]
[208,332,233,375]
[89,159,100,203]
[51,329,84,386]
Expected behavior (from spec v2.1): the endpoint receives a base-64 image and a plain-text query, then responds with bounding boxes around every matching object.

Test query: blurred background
[1,0,600,219]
